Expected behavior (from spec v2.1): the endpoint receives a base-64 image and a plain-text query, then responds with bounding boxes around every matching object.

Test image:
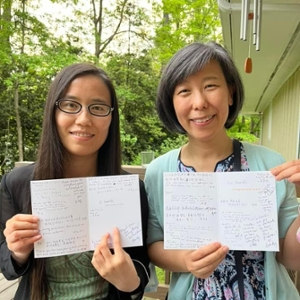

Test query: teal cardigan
[145,142,300,300]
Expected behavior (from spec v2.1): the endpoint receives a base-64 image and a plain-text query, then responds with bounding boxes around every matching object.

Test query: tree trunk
[21,0,26,54]
[240,115,245,132]
[14,82,24,161]
[92,0,129,59]
[0,0,13,53]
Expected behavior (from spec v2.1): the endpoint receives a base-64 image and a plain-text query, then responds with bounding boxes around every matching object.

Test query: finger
[112,227,123,255]
[12,214,39,223]
[92,251,105,270]
[6,229,41,242]
[7,236,42,252]
[198,245,228,268]
[286,173,300,185]
[198,247,227,273]
[190,246,228,277]
[274,166,300,181]
[270,160,295,175]
[6,219,39,233]
[97,233,113,259]
[191,242,223,261]
[271,160,300,176]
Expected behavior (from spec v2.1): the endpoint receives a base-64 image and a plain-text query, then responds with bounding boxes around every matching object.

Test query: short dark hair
[34,62,121,180]
[156,41,244,133]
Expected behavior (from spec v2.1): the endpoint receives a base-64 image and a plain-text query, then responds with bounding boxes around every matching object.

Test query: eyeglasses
[55,99,114,117]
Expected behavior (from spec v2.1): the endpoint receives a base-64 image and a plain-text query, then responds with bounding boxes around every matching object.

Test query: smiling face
[173,60,232,143]
[55,74,112,161]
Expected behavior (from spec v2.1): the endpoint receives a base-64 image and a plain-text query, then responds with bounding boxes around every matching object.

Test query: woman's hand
[4,214,41,266]
[183,242,228,279]
[92,227,140,292]
[271,160,300,186]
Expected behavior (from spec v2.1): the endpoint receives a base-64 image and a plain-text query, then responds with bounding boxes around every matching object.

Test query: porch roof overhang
[218,0,300,115]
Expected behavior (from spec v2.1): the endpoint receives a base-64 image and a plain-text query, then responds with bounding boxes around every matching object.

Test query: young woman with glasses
[0,63,150,300]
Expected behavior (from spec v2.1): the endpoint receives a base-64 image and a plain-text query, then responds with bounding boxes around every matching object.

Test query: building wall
[261,67,300,161]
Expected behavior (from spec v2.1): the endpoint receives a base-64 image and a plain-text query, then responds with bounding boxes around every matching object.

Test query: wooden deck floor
[143,284,168,300]
[0,273,18,300]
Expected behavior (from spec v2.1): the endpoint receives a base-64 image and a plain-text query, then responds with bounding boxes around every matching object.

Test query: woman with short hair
[145,42,300,300]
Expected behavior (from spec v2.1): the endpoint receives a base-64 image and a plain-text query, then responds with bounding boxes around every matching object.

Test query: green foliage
[0,0,83,176]
[0,0,259,179]
[0,50,80,175]
[152,0,222,64]
[155,267,166,284]
[156,134,188,156]
[227,115,260,143]
[105,51,170,164]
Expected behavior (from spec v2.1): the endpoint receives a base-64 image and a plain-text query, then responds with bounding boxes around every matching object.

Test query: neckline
[179,150,235,172]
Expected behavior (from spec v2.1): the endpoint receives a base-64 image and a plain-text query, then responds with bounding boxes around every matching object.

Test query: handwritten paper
[164,171,279,251]
[31,175,142,258]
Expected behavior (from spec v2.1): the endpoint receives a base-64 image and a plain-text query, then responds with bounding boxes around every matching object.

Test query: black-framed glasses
[55,99,114,117]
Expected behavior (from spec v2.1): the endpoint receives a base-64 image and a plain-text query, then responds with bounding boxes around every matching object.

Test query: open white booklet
[31,175,142,258]
[164,171,279,251]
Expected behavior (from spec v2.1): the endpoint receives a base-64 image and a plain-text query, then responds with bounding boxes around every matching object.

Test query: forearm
[0,240,31,280]
[109,244,149,299]
[116,277,143,300]
[114,261,146,300]
[277,215,300,270]
[148,241,188,272]
[11,250,32,266]
[125,244,150,287]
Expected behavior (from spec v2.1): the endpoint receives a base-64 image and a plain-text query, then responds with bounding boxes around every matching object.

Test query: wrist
[11,252,30,267]
[128,276,141,292]
[118,276,140,293]
[130,276,141,292]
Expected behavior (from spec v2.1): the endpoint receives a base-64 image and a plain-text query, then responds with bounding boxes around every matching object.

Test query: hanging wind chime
[244,13,253,74]
[240,0,262,74]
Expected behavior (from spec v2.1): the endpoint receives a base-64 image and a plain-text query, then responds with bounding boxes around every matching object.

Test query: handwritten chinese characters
[31,175,142,258]
[164,171,279,251]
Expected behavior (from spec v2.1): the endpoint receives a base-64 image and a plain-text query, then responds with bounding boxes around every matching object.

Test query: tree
[47,0,151,61]
[0,0,82,176]
[0,0,259,178]
[227,115,260,142]
[105,50,168,163]
[152,0,222,64]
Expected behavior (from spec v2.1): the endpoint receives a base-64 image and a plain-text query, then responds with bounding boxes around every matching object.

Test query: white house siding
[261,67,300,161]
